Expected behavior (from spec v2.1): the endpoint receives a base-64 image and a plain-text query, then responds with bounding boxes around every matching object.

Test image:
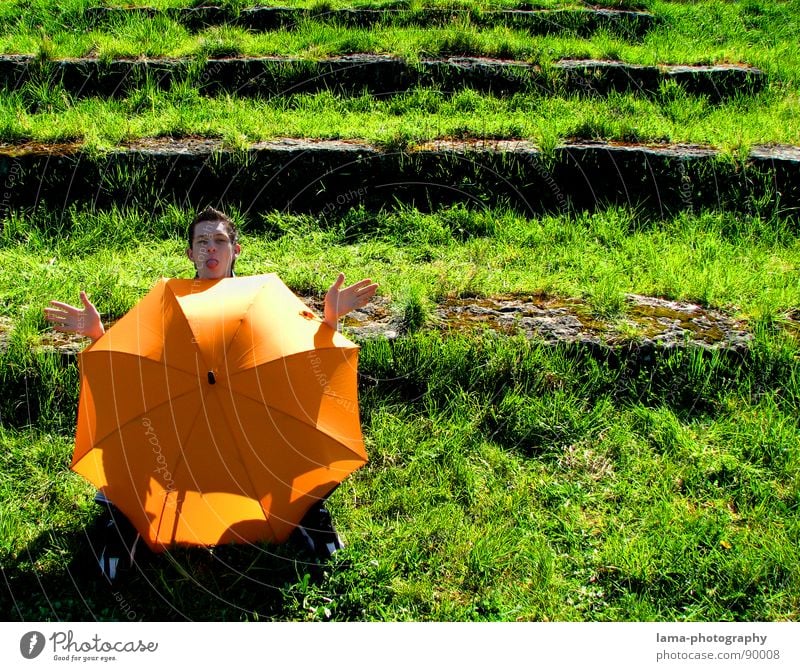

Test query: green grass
[0,1,798,85]
[2,323,799,620]
[1,203,798,624]
[1,85,798,153]
[1,205,798,330]
[0,0,650,26]
[0,18,797,85]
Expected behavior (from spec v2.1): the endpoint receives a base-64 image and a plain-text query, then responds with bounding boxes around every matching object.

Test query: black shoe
[93,495,141,583]
[294,503,344,560]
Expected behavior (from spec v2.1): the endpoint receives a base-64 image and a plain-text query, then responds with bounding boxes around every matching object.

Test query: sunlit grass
[2,85,798,153]
[0,0,648,29]
[0,1,798,85]
[2,327,798,620]
[2,204,798,329]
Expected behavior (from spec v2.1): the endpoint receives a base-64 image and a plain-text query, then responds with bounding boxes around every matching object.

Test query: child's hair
[187,207,239,249]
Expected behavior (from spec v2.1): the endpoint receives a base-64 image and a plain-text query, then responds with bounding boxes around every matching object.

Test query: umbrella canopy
[71,274,367,552]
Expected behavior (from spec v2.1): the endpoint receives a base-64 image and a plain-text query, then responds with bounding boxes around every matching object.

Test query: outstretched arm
[324,273,379,331]
[43,291,105,342]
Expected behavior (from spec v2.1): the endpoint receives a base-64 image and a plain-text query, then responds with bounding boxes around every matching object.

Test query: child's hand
[44,291,105,342]
[324,273,378,330]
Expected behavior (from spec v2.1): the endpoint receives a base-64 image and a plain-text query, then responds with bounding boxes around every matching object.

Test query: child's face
[187,221,241,280]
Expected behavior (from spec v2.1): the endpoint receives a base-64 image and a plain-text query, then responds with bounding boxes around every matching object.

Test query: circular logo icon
[20,631,46,659]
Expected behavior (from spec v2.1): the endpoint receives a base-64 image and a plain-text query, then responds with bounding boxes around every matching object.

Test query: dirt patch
[0,315,12,352]
[429,294,752,350]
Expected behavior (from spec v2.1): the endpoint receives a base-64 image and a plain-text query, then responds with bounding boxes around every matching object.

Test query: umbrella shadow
[2,518,144,621]
[96,401,345,552]
[2,512,323,621]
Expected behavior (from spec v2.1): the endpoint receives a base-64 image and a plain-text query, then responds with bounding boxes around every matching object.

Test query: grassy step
[0,55,765,101]
[0,81,793,153]
[83,6,657,37]
[0,138,795,216]
[5,203,795,362]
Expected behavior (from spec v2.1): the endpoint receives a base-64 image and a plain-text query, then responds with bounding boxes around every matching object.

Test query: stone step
[8,294,765,362]
[83,6,657,37]
[1,139,797,217]
[344,293,758,352]
[0,55,765,101]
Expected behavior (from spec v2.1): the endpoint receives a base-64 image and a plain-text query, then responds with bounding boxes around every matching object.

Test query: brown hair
[187,207,239,249]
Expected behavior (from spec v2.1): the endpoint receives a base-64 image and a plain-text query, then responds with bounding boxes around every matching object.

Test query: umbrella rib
[211,389,274,529]
[220,288,263,361]
[181,381,290,543]
[157,379,279,541]
[82,349,208,381]
[230,372,355,405]
[82,381,203,448]
[149,378,246,546]
[210,392,366,540]
[278,404,364,466]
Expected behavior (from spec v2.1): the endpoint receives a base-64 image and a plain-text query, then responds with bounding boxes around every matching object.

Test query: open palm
[324,273,379,329]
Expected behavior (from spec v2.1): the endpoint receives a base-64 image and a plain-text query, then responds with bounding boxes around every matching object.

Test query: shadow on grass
[2,518,341,621]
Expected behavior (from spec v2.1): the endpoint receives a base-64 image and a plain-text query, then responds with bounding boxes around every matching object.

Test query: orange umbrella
[71,274,367,552]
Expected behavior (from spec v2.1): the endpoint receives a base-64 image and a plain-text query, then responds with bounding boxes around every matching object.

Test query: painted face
[187,221,241,280]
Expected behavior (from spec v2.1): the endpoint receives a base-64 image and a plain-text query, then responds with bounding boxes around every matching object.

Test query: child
[44,207,378,579]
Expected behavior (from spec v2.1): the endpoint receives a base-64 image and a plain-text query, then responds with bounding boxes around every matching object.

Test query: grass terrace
[0,0,656,20]
[0,2,795,81]
[1,205,799,327]
[1,86,798,153]
[0,1,797,152]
